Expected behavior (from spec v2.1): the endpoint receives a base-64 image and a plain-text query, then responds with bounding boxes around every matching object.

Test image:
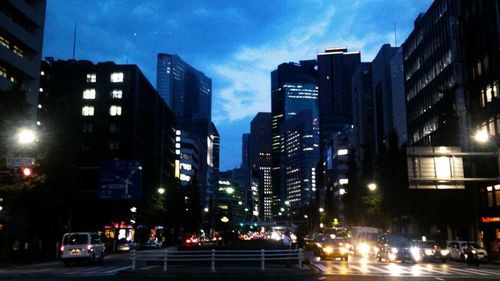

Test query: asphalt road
[0,250,499,281]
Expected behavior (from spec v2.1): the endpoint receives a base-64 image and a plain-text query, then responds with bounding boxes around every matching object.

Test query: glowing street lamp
[17,128,36,145]
[367,183,377,191]
[319,207,324,213]
[473,129,490,144]
[204,207,209,213]
[157,187,165,194]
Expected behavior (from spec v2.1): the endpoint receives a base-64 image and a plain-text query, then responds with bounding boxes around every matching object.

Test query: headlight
[440,249,449,256]
[358,243,369,255]
[340,247,348,254]
[471,249,477,254]
[323,246,333,254]
[424,249,433,256]
[391,247,398,254]
[316,243,323,248]
[388,253,397,261]
[411,247,421,261]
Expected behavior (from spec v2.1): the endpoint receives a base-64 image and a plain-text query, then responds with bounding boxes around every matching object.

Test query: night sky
[43,0,433,171]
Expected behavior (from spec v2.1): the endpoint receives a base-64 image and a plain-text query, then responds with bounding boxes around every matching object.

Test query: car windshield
[63,234,88,245]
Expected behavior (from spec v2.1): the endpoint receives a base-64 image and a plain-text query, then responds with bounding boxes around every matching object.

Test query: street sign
[99,160,142,200]
[6,157,34,167]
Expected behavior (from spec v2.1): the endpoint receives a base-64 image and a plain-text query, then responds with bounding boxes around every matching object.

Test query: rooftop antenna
[394,23,397,47]
[72,22,77,59]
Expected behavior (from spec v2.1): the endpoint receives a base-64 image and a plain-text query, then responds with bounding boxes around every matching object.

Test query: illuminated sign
[482,217,500,223]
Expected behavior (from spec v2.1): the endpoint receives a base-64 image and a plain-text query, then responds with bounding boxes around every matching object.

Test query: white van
[446,240,488,261]
[60,232,105,265]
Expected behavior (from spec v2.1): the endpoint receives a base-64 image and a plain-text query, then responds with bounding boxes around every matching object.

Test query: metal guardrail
[130,248,304,272]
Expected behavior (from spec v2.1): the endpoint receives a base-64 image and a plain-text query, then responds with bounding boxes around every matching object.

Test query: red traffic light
[22,167,32,177]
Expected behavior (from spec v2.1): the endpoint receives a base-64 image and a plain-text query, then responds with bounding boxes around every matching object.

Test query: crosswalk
[310,261,500,278]
[0,265,131,277]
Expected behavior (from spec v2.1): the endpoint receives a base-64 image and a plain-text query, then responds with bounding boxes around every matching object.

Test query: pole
[131,249,136,270]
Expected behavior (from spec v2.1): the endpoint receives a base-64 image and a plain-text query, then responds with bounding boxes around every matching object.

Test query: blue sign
[99,160,142,200]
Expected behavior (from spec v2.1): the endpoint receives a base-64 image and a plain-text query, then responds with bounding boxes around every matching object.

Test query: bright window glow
[339,178,349,185]
[86,73,96,83]
[109,105,122,116]
[110,72,124,83]
[180,163,192,171]
[435,157,451,179]
[83,89,96,99]
[112,90,123,99]
[473,129,490,143]
[82,106,94,116]
[337,149,348,156]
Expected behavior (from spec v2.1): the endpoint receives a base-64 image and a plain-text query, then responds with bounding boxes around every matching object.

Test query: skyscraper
[157,54,211,122]
[271,61,318,214]
[248,112,272,220]
[390,47,407,147]
[317,48,361,141]
[371,44,398,153]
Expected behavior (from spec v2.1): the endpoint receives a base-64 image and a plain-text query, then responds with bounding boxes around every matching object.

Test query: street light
[319,207,324,213]
[17,128,36,145]
[367,183,377,191]
[157,187,165,194]
[204,207,209,213]
[473,129,490,144]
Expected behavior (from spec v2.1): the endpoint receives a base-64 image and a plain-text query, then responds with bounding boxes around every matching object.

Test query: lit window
[82,106,94,116]
[13,45,23,58]
[110,72,124,83]
[83,89,96,99]
[110,105,122,116]
[0,36,9,48]
[86,73,96,83]
[0,66,6,78]
[111,90,123,99]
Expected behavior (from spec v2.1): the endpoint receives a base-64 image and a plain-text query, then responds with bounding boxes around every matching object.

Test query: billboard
[99,160,142,200]
[407,146,465,189]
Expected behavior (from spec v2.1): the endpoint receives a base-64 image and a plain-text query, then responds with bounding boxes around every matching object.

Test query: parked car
[411,240,448,262]
[447,240,488,262]
[60,232,105,266]
[319,237,350,261]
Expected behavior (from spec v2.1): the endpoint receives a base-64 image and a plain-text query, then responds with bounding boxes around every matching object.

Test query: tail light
[60,245,64,252]
[87,245,93,252]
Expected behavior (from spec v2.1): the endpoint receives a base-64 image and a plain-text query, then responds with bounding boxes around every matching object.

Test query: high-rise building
[0,0,46,148]
[317,48,361,141]
[157,53,211,122]
[39,59,176,233]
[371,44,398,153]
[403,0,467,147]
[157,53,214,208]
[461,0,500,250]
[280,110,320,215]
[248,113,272,220]
[390,47,407,147]
[351,63,373,180]
[271,61,318,214]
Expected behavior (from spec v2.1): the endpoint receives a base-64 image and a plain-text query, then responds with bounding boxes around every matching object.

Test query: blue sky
[43,0,433,171]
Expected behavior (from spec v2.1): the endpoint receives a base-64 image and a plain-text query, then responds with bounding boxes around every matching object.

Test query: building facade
[38,59,176,236]
[271,61,318,215]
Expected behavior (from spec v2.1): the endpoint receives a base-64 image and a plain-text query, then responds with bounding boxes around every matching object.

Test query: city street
[1,250,499,281]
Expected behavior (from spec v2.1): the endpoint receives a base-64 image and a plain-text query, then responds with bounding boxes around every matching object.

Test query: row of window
[478,114,500,137]
[485,185,500,208]
[82,105,122,116]
[85,72,124,83]
[0,35,25,58]
[82,89,123,100]
[479,81,499,107]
